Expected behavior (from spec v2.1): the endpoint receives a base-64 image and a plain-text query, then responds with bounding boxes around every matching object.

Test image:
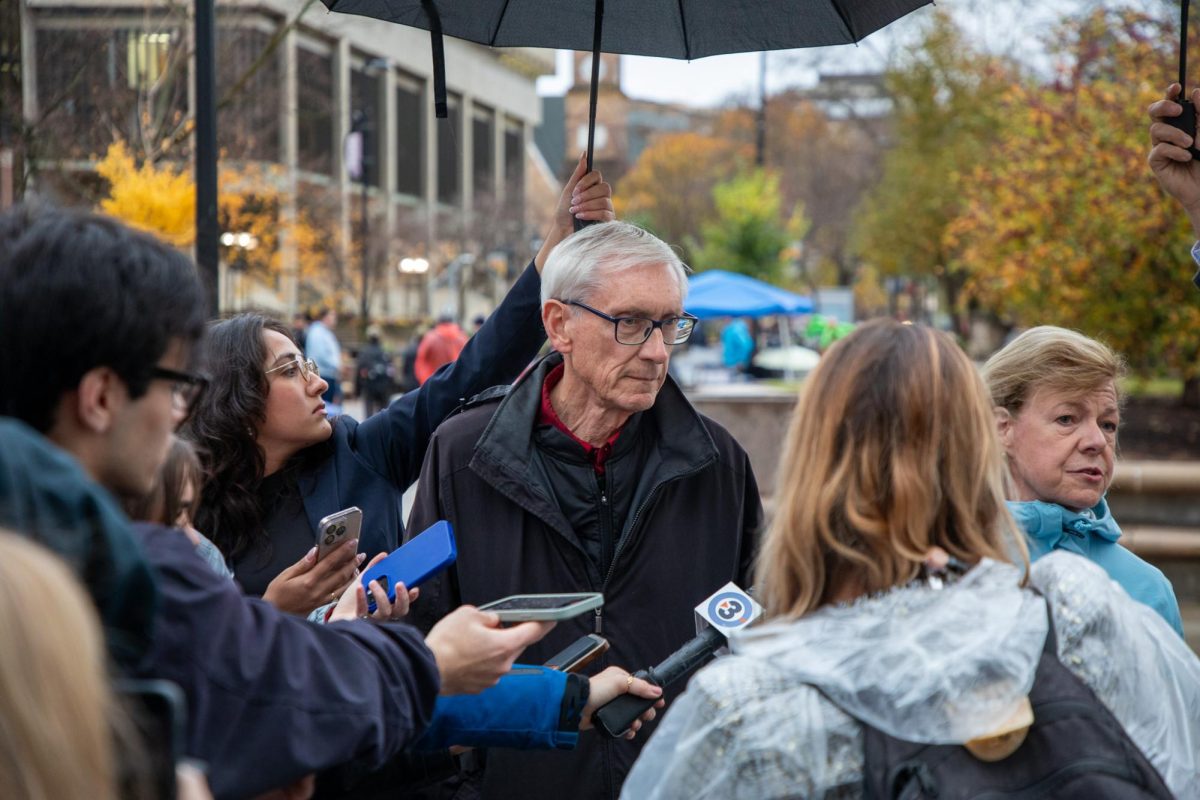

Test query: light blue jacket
[1008,497,1184,636]
[305,319,341,377]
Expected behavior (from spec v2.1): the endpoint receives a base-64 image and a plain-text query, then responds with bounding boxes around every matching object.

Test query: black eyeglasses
[149,366,209,413]
[564,300,698,346]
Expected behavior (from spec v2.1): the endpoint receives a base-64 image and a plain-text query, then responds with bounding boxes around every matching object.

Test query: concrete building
[14,0,556,324]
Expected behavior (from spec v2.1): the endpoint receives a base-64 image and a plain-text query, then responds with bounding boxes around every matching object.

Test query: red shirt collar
[538,363,623,475]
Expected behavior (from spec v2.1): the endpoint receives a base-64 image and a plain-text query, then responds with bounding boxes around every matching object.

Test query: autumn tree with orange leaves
[949,8,1200,406]
[96,141,338,300]
[615,131,748,263]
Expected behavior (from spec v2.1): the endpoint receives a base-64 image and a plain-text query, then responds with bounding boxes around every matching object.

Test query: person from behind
[721,317,755,378]
[982,326,1184,634]
[0,531,151,800]
[623,319,1199,799]
[407,220,762,799]
[291,311,310,353]
[415,312,470,385]
[356,324,395,418]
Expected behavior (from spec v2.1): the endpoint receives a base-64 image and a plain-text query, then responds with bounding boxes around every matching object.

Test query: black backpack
[860,609,1173,799]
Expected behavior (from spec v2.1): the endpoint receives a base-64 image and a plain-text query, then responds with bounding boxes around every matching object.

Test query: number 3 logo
[707,592,753,628]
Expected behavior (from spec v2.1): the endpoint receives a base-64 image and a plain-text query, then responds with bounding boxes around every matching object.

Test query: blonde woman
[0,532,124,800]
[983,326,1183,634]
[622,320,1199,799]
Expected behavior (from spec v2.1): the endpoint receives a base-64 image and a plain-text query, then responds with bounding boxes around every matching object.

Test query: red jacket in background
[415,322,469,384]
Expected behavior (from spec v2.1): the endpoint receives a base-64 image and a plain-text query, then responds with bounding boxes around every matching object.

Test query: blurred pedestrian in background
[356,325,394,418]
[416,312,469,385]
[305,307,342,414]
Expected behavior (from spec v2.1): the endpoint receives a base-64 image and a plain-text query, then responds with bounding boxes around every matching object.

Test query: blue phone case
[361,521,456,612]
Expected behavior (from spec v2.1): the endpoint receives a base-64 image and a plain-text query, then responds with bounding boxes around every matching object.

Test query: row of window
[34,18,524,207]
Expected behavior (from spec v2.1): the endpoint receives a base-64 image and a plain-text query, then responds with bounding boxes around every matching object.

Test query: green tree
[852,11,1013,332]
[950,8,1200,406]
[615,132,747,264]
[692,170,808,284]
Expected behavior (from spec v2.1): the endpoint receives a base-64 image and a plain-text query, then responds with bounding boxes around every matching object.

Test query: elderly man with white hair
[406,221,762,800]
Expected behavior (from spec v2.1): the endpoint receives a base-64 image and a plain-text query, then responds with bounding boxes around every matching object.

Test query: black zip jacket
[407,353,762,800]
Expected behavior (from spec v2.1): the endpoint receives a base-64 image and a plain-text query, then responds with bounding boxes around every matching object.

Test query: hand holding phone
[360,521,456,612]
[544,634,609,673]
[316,506,362,562]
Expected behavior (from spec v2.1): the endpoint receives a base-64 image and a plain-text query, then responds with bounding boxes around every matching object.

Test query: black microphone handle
[592,626,729,738]
[651,625,727,686]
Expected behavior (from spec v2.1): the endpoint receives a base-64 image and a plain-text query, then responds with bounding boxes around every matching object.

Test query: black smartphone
[543,634,610,673]
[116,679,187,800]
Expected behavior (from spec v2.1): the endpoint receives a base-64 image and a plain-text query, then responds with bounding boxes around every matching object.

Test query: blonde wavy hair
[757,320,1026,619]
[981,325,1125,415]
[0,532,121,800]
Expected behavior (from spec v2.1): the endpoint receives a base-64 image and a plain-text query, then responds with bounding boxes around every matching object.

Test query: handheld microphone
[592,583,761,738]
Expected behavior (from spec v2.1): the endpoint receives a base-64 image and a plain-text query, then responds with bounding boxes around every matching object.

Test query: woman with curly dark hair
[186,162,613,615]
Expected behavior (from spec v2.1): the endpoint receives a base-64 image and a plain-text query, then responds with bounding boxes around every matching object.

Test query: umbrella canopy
[323,1,934,60]
[322,0,934,171]
[685,269,813,319]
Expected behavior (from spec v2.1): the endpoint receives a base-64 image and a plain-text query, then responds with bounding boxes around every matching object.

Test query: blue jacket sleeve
[349,261,545,490]
[130,524,441,800]
[411,666,584,751]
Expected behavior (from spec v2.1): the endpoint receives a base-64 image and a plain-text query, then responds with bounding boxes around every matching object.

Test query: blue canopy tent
[685,270,815,380]
[685,270,813,319]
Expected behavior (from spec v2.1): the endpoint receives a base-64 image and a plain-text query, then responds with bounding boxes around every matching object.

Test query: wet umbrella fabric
[321,0,934,61]
[321,0,934,169]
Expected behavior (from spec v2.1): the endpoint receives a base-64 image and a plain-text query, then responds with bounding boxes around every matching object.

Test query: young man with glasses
[407,221,763,800]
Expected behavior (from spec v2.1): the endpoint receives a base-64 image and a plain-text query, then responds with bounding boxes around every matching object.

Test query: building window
[297,47,333,176]
[504,120,523,209]
[472,105,494,201]
[35,24,186,160]
[395,75,423,197]
[350,66,383,188]
[126,32,173,89]
[437,94,461,206]
[217,24,281,163]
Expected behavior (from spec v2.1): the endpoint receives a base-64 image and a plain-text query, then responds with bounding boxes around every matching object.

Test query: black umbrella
[322,0,932,174]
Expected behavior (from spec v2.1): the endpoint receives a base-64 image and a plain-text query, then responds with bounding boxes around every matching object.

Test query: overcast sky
[536,0,1133,108]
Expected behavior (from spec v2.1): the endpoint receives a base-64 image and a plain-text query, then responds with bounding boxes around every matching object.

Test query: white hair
[540,221,689,306]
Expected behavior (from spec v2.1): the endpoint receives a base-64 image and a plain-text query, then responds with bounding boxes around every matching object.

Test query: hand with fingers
[327,552,420,623]
[582,667,665,740]
[535,151,615,272]
[1148,83,1200,236]
[262,537,364,616]
[424,606,555,695]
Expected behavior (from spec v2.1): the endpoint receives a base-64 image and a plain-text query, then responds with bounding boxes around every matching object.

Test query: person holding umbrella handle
[1148,82,1200,289]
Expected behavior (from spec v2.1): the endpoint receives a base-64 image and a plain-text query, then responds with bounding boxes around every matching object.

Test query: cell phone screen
[484,595,593,611]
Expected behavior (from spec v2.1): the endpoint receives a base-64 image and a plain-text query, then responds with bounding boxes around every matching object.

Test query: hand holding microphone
[592,583,761,738]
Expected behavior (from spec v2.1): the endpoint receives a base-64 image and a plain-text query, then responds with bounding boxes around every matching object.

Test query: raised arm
[1148,83,1200,239]
[352,155,613,488]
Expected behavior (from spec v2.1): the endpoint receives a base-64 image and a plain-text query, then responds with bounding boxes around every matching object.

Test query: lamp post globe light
[398,257,430,319]
[219,230,259,312]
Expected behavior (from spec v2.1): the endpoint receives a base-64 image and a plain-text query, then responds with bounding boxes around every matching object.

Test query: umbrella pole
[586,0,604,172]
[575,0,604,232]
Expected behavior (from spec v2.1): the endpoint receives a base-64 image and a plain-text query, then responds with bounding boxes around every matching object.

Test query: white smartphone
[477,592,604,622]
[316,506,362,561]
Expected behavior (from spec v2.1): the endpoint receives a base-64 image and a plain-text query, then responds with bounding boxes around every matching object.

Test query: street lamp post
[399,257,430,319]
[347,109,371,338]
[219,231,259,311]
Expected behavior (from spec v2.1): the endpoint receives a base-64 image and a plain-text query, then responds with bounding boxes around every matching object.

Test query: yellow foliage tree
[96,141,195,247]
[948,9,1200,404]
[95,141,337,296]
